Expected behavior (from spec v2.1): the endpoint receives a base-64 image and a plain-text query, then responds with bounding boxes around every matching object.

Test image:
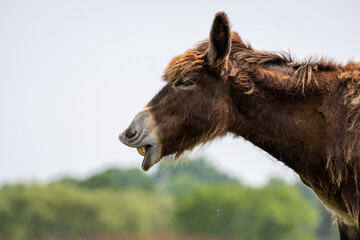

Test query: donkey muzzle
[119,109,162,171]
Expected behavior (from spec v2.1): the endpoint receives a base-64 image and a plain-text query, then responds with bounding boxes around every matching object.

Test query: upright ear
[206,12,231,69]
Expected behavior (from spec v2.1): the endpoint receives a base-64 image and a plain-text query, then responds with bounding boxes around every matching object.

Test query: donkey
[119,12,360,239]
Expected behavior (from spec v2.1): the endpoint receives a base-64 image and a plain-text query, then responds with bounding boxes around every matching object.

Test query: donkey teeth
[137,146,147,156]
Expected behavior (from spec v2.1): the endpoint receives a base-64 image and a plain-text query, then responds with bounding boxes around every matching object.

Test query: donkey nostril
[125,127,138,140]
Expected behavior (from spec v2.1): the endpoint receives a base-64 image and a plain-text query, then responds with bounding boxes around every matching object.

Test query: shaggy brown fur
[143,12,360,239]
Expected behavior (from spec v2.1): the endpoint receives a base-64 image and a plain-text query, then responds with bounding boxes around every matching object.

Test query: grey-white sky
[1,0,359,185]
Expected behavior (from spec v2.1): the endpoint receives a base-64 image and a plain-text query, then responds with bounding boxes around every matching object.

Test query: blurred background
[0,0,359,239]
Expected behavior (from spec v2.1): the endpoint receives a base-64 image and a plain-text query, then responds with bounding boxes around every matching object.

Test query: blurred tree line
[0,157,338,240]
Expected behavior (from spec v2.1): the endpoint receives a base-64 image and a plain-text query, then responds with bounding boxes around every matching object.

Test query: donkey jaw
[141,144,161,171]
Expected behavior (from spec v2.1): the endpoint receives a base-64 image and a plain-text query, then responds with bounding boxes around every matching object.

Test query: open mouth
[119,132,162,171]
[135,144,161,171]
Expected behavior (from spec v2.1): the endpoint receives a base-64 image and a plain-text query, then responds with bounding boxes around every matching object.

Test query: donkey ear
[206,12,231,68]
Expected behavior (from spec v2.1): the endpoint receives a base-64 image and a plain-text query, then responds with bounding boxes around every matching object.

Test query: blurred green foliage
[155,157,239,195]
[0,157,338,240]
[175,184,318,240]
[59,168,155,191]
[0,184,172,239]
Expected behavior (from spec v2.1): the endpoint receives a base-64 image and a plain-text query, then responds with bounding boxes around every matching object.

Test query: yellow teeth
[137,146,147,156]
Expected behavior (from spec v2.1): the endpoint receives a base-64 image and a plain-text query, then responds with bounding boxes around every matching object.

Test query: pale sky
[1,0,359,185]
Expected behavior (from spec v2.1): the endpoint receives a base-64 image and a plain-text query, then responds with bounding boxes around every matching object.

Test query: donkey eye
[174,80,195,88]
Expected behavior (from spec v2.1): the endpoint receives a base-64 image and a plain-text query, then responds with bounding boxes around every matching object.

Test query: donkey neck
[227,76,327,175]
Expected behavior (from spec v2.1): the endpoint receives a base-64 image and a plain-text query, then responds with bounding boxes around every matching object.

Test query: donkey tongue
[142,154,151,171]
[140,145,152,171]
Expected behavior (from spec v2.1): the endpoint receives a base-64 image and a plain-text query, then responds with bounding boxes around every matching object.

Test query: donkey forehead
[163,49,205,83]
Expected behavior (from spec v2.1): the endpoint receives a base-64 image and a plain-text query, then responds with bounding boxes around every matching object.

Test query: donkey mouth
[139,144,161,171]
[118,132,162,171]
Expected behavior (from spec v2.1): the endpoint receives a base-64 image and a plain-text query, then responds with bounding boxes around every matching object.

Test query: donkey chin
[118,109,162,171]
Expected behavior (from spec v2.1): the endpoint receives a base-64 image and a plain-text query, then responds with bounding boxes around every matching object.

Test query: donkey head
[119,12,233,170]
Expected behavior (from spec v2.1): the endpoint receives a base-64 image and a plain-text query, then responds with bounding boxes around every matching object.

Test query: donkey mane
[196,32,350,95]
